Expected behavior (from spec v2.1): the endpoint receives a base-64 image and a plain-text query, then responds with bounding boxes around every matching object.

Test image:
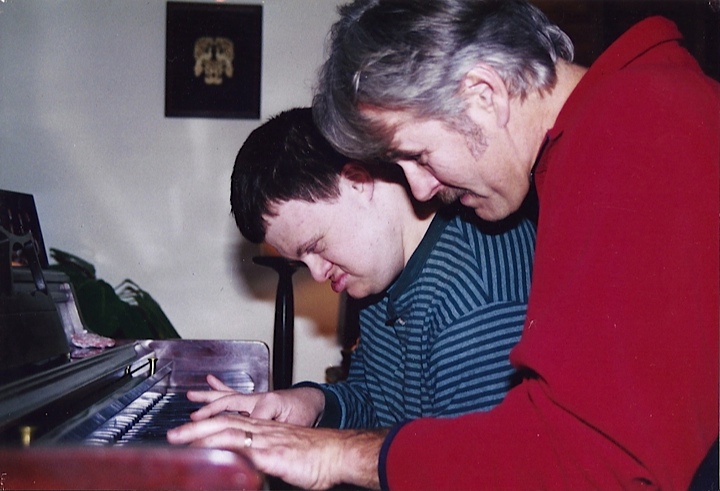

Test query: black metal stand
[252,256,305,390]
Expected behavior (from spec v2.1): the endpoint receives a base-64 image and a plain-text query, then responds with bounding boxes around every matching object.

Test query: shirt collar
[385,210,451,324]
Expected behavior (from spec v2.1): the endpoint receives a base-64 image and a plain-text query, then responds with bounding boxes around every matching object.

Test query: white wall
[0,0,346,384]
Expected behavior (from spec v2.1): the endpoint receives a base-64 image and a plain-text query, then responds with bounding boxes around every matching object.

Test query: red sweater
[382,17,719,491]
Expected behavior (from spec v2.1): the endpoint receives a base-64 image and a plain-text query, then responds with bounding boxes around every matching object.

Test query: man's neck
[375,179,438,267]
[403,206,436,267]
[513,60,587,175]
[541,60,587,130]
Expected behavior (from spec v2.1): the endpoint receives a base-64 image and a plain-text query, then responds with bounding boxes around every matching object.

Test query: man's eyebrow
[385,148,415,161]
[295,234,321,258]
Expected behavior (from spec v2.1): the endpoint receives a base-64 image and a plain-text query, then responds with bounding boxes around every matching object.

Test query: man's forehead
[358,106,408,151]
[360,106,409,129]
[264,198,313,223]
[263,201,304,245]
[264,226,311,260]
[263,199,326,257]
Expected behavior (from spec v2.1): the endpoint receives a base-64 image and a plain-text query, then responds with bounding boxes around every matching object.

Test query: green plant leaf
[47,248,180,340]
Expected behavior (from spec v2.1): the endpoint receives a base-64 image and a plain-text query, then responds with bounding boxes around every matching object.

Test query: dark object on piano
[252,255,305,390]
[0,226,70,377]
[0,189,49,268]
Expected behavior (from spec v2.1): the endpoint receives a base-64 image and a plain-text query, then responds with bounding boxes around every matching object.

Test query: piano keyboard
[84,391,203,446]
[0,338,269,489]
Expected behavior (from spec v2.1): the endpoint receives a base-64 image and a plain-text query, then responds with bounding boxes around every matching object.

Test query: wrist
[336,428,388,490]
[293,381,341,428]
[289,384,326,426]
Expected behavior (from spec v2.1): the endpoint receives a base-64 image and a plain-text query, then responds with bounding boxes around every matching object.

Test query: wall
[0,0,346,384]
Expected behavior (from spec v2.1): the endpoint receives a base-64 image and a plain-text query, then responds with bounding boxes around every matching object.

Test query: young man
[169,2,718,490]
[178,107,535,431]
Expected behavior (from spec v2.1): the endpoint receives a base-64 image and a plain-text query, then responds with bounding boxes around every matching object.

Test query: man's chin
[437,188,467,204]
[346,287,366,299]
[436,187,519,221]
[462,197,516,222]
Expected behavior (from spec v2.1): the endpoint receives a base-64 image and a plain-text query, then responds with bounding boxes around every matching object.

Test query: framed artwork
[165,2,262,119]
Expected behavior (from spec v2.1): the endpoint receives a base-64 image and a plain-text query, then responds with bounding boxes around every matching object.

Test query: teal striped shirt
[310,208,536,428]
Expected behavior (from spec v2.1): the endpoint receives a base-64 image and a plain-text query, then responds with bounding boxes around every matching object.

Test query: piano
[0,192,268,490]
[0,338,267,490]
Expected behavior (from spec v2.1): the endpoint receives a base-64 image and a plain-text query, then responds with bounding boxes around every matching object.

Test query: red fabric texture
[385,17,719,491]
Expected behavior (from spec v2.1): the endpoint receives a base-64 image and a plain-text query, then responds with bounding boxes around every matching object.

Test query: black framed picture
[165,2,262,119]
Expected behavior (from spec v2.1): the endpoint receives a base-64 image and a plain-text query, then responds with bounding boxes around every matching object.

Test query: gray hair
[313,0,574,160]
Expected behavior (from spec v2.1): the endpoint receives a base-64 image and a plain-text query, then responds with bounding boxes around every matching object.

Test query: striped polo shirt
[310,207,536,428]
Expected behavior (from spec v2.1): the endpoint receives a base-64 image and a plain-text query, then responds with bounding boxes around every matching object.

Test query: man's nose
[396,162,442,202]
[304,256,332,283]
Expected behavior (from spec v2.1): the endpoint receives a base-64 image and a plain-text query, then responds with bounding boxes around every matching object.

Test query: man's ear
[461,64,510,128]
[341,162,375,199]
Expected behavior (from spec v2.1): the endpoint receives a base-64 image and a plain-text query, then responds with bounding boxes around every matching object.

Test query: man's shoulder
[429,210,536,276]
